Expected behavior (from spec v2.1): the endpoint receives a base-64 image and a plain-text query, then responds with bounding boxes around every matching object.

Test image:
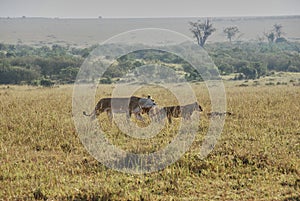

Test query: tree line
[0,44,85,85]
[0,21,300,85]
[189,19,288,46]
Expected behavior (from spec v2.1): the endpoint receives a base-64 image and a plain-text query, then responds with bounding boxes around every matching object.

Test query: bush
[30,80,40,86]
[253,80,260,86]
[99,77,112,84]
[265,82,275,86]
[276,82,287,85]
[239,83,248,87]
[40,79,55,87]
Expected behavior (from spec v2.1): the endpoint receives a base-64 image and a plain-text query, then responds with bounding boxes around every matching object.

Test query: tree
[218,63,234,75]
[273,24,283,38]
[264,24,287,43]
[265,32,275,43]
[0,66,40,84]
[252,62,267,78]
[189,19,216,47]
[223,26,239,42]
[59,67,79,83]
[240,66,257,80]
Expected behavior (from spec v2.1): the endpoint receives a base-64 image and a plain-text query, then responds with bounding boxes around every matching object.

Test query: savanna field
[0,76,300,200]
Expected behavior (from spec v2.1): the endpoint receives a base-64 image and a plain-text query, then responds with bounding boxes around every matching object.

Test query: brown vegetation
[0,82,299,200]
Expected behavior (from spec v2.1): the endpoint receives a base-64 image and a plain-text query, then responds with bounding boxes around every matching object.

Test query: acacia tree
[264,24,286,43]
[265,32,275,43]
[223,26,239,42]
[273,24,283,38]
[189,19,216,47]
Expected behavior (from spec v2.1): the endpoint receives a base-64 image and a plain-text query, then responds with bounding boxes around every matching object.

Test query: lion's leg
[133,107,145,122]
[105,108,113,122]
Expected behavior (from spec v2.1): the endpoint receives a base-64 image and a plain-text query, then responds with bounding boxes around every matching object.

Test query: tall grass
[0,83,299,200]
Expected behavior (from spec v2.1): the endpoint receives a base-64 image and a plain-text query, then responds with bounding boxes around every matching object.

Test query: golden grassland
[0,78,299,200]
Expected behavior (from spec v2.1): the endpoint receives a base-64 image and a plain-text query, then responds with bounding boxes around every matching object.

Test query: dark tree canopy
[265,32,275,43]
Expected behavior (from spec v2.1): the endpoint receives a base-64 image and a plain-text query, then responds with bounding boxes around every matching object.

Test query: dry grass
[0,80,299,200]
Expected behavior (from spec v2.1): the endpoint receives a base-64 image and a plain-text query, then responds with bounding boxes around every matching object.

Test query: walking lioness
[83,96,156,121]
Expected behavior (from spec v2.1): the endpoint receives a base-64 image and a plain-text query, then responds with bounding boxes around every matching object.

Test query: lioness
[153,102,203,123]
[83,96,156,121]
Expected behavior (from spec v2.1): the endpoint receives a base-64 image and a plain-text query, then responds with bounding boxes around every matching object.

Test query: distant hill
[0,16,299,47]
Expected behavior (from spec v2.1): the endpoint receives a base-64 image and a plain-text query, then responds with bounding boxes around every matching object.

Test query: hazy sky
[0,0,299,18]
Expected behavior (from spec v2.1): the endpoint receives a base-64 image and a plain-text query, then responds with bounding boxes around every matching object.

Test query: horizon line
[1,14,300,20]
